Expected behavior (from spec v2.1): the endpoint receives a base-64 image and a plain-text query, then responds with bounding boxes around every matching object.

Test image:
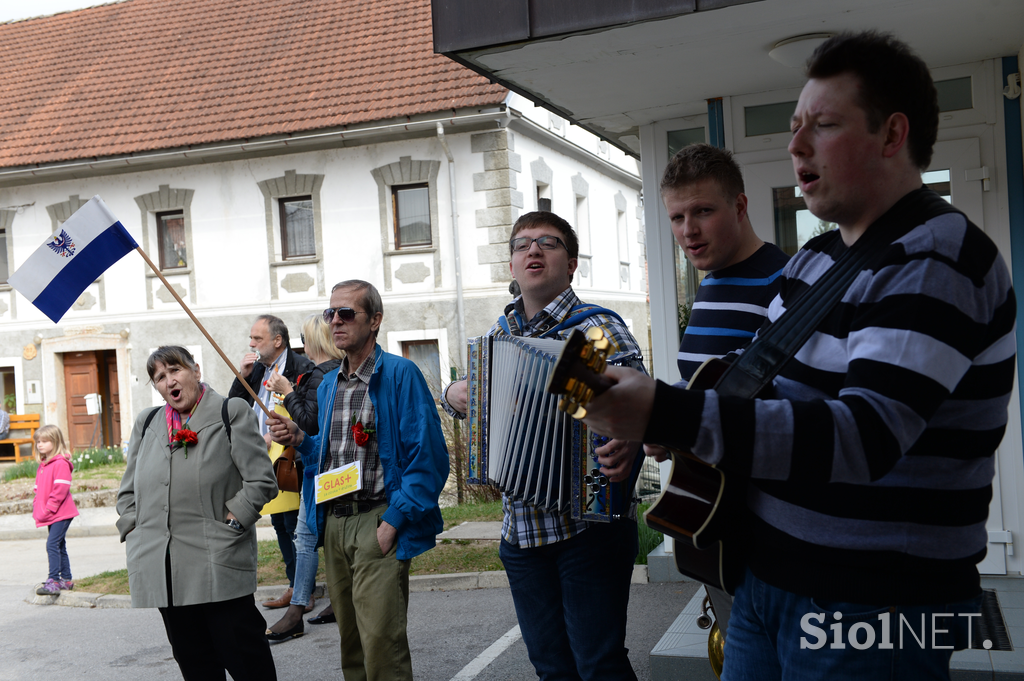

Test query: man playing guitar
[580,32,1016,681]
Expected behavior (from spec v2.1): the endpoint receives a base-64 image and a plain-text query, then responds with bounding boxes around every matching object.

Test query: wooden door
[63,351,101,450]
[105,352,121,447]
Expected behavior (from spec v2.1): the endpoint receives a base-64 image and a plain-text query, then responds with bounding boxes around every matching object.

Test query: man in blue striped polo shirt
[663,143,789,385]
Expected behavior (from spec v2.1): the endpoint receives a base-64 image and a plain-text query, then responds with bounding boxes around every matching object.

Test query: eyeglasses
[509,235,567,253]
[322,307,367,323]
[300,334,305,344]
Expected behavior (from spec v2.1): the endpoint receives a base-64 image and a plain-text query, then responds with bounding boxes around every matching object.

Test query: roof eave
[0,106,510,188]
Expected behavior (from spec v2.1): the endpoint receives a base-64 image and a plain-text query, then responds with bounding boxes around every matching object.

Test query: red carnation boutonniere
[350,416,376,447]
[173,429,199,458]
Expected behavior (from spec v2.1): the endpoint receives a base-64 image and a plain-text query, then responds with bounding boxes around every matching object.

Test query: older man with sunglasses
[444,211,646,681]
[268,280,449,681]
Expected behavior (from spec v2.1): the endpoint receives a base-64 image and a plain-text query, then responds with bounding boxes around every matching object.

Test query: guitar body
[546,335,749,592]
[642,357,746,594]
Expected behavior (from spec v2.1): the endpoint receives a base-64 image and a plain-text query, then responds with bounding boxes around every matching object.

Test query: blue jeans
[722,569,983,681]
[45,518,73,581]
[289,500,319,607]
[500,520,639,681]
[271,510,298,587]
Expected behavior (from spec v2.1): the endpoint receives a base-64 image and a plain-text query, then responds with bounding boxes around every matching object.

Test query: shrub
[70,446,125,472]
[2,460,38,482]
[635,503,664,566]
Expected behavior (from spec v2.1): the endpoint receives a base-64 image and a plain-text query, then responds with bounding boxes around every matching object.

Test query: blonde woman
[264,313,345,639]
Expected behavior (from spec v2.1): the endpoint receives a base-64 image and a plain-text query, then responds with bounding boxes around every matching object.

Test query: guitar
[546,327,744,594]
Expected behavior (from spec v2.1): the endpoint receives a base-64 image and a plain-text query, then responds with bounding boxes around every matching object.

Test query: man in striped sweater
[664,143,789,385]
[583,32,1016,680]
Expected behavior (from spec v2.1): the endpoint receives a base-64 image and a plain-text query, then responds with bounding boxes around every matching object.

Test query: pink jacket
[33,454,79,528]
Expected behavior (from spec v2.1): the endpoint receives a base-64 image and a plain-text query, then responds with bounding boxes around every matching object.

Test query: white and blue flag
[8,196,138,323]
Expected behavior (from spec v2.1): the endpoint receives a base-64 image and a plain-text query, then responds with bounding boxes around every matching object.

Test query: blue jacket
[296,344,449,561]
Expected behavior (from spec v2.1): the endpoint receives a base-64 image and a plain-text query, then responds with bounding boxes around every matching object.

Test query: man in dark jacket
[229,313,313,609]
[229,314,314,435]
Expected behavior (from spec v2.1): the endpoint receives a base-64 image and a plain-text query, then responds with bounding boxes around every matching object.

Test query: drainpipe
[436,122,468,371]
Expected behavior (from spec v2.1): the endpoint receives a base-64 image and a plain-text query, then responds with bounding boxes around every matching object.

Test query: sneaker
[59,580,74,591]
[36,579,61,596]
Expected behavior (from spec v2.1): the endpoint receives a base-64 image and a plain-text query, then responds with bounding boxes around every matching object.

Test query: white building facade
[0,93,648,451]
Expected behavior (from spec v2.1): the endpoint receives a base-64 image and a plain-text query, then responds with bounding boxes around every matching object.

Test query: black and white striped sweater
[646,188,1017,604]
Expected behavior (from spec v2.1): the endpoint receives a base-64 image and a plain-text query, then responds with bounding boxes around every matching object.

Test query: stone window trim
[0,208,14,290]
[382,246,437,257]
[530,157,554,215]
[134,185,196,309]
[371,157,441,291]
[269,257,320,267]
[257,170,326,300]
[145,267,193,278]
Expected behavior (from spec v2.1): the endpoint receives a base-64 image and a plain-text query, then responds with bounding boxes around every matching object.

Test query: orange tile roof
[0,0,507,168]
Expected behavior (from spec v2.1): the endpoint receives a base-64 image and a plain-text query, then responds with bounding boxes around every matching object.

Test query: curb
[0,514,274,542]
[0,525,120,541]
[26,571,515,609]
[25,565,649,609]
[0,488,117,516]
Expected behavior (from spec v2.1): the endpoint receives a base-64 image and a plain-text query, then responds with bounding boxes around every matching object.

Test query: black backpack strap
[222,398,232,443]
[141,406,161,435]
[143,399,235,441]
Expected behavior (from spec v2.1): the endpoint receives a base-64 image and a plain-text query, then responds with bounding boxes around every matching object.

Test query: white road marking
[449,624,522,680]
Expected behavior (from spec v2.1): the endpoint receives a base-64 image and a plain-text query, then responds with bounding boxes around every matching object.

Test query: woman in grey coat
[116,346,279,681]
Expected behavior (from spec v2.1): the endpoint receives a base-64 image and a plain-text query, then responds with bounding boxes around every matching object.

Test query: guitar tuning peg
[571,405,587,419]
[585,327,605,342]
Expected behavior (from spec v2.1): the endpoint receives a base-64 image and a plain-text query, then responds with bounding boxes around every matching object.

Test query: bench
[0,414,40,463]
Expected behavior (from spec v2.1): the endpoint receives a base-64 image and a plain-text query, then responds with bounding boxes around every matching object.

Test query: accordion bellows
[466,334,632,522]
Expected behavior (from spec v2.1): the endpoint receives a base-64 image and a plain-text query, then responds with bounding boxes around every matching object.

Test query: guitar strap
[715,188,960,399]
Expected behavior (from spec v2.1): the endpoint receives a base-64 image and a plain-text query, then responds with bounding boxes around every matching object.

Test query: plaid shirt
[443,286,645,548]
[325,352,385,501]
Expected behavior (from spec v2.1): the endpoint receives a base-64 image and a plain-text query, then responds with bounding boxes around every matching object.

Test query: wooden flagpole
[134,247,274,420]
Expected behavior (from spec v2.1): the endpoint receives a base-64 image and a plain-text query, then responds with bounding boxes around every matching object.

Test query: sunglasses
[322,307,367,323]
[509,235,566,253]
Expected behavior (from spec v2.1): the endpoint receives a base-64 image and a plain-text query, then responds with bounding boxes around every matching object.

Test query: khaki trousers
[324,505,412,681]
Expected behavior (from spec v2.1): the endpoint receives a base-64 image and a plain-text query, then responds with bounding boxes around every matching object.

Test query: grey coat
[116,388,277,608]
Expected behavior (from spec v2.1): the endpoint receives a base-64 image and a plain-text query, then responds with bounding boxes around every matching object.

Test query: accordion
[466,333,640,522]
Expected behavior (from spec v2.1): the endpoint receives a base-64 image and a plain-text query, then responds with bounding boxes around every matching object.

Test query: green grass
[74,569,129,594]
[636,503,664,566]
[439,499,503,530]
[75,535,503,596]
[412,540,502,575]
[2,460,37,482]
[72,501,660,595]
[75,462,127,483]
[1,447,126,483]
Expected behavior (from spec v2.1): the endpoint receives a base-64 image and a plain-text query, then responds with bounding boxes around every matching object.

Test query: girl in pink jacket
[32,425,79,596]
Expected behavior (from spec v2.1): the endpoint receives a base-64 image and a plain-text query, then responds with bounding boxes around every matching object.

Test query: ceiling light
[769,33,834,69]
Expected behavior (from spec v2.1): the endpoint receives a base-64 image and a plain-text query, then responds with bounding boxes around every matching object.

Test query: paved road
[0,510,698,680]
[0,578,696,680]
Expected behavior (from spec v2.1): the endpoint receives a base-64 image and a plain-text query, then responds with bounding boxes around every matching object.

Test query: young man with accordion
[443,211,646,681]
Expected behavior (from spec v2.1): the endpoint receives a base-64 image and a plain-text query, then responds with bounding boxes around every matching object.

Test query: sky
[0,0,119,23]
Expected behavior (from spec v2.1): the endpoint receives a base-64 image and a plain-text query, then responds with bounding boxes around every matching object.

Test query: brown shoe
[262,587,293,609]
[304,595,315,614]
